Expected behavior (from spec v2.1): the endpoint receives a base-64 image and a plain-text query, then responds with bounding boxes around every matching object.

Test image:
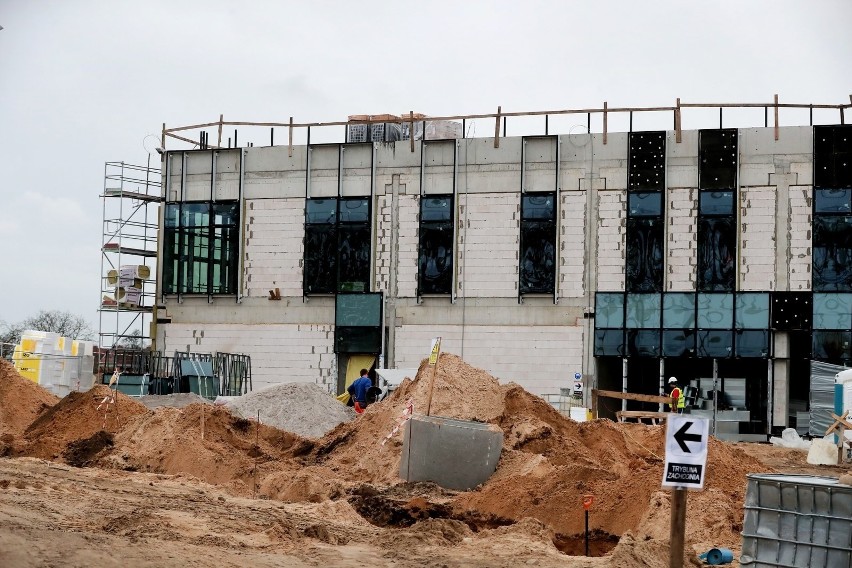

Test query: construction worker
[668,377,685,414]
[348,368,373,413]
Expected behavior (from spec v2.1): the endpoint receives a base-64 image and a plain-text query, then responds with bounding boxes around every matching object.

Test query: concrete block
[399,416,503,491]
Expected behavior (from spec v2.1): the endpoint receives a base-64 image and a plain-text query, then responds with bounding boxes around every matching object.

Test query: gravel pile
[138,393,212,409]
[225,382,355,439]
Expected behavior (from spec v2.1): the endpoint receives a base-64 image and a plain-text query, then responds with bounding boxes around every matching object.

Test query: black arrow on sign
[674,421,701,453]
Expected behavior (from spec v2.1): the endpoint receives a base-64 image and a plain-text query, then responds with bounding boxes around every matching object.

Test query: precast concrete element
[399,415,503,491]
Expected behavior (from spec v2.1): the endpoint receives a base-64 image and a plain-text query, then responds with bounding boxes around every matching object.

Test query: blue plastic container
[702,547,734,565]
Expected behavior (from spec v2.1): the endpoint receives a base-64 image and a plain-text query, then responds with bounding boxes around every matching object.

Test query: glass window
[304,225,337,294]
[812,216,852,291]
[306,199,337,224]
[814,189,852,214]
[698,217,736,292]
[421,196,453,222]
[697,293,734,329]
[626,218,664,292]
[696,330,733,358]
[335,293,382,327]
[338,198,370,223]
[628,192,662,217]
[419,224,453,294]
[813,293,852,330]
[338,226,371,292]
[736,330,770,358]
[699,191,734,215]
[304,197,372,294]
[520,192,556,295]
[662,330,695,357]
[812,330,852,362]
[419,195,454,295]
[736,293,769,329]
[162,201,239,295]
[594,329,624,357]
[522,193,555,221]
[626,330,660,357]
[595,293,624,328]
[663,293,695,328]
[626,293,661,329]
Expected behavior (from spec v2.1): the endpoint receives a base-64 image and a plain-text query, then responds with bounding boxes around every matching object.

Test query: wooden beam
[592,389,671,405]
[288,116,294,158]
[774,94,779,141]
[409,110,415,153]
[675,98,682,143]
[217,114,224,147]
[494,106,502,148]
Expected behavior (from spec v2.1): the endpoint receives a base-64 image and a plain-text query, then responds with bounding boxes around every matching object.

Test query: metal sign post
[663,415,709,568]
[582,495,594,556]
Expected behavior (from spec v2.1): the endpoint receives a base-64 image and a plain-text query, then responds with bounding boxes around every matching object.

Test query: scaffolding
[99,159,161,349]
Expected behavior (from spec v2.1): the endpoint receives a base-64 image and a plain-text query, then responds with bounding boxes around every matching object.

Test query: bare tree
[115,330,144,349]
[0,310,95,348]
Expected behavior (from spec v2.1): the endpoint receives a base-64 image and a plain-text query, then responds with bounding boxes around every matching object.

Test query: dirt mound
[21,385,147,461]
[304,353,509,484]
[225,382,355,439]
[454,415,772,552]
[100,403,309,495]
[303,352,771,553]
[0,359,59,451]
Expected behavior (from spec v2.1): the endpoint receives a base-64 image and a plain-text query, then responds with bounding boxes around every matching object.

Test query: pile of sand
[303,352,772,552]
[0,359,58,443]
[225,382,355,439]
[102,403,309,494]
[21,385,149,460]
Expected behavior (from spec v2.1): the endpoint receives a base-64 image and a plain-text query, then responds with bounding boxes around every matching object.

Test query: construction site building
[151,100,852,440]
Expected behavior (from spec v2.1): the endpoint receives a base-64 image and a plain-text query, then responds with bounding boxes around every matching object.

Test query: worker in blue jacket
[348,368,373,412]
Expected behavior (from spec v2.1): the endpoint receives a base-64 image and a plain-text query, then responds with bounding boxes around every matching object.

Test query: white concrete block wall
[596,191,625,292]
[740,187,777,291]
[789,185,812,291]
[560,191,586,298]
[158,323,336,392]
[375,194,392,294]
[667,187,697,291]
[243,198,305,298]
[394,324,584,396]
[457,193,519,297]
[375,193,420,297]
[397,195,420,298]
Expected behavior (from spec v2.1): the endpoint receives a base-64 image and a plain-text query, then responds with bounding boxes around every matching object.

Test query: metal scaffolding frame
[98,158,161,349]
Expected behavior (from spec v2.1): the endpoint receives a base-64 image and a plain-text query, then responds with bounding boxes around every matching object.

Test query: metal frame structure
[159,96,852,153]
[99,159,161,349]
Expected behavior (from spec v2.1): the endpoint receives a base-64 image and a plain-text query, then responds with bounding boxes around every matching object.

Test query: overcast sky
[0,0,850,342]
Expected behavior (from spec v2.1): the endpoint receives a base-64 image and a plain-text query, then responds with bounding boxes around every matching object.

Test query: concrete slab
[400,415,503,491]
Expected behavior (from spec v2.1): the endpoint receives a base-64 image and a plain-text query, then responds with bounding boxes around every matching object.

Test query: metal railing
[160,95,852,153]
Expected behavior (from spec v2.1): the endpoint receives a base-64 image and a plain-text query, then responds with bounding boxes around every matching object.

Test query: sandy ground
[1,356,850,568]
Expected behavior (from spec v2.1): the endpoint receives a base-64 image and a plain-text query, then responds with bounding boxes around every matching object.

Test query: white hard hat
[668,377,677,383]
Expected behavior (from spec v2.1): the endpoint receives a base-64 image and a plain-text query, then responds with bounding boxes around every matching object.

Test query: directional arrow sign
[673,421,702,453]
[662,415,710,490]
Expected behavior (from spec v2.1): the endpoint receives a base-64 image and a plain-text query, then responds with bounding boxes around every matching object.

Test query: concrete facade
[155,125,820,421]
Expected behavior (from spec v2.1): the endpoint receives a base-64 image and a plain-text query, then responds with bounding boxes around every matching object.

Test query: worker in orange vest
[668,377,685,413]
